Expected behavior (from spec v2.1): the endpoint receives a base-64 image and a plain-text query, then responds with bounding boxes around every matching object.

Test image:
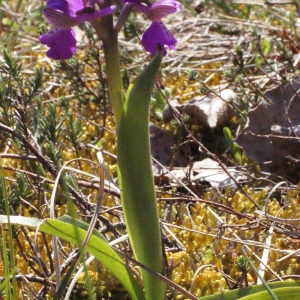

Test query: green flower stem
[102,36,124,130]
[92,12,124,130]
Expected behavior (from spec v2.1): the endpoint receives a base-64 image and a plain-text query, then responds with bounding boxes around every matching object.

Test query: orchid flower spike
[40,0,115,60]
[123,0,182,55]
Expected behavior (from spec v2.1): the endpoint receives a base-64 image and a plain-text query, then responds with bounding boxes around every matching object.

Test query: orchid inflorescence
[40,0,182,60]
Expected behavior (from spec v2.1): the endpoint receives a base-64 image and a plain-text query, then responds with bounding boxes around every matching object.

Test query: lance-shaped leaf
[239,287,300,300]
[117,49,165,300]
[198,280,300,300]
[0,215,145,300]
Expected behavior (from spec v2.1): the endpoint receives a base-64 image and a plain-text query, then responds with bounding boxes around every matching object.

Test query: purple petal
[88,0,97,7]
[134,3,149,15]
[44,5,115,28]
[121,0,150,17]
[142,20,177,56]
[66,0,85,15]
[75,6,115,22]
[148,0,181,20]
[39,28,76,60]
[44,8,78,28]
[154,0,182,12]
[121,0,141,2]
[45,0,70,14]
[46,0,84,17]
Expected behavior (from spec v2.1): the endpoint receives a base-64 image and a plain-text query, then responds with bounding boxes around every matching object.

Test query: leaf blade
[0,215,145,300]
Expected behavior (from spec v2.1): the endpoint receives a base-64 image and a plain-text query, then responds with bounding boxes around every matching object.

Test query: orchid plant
[2,1,300,299]
[39,0,181,299]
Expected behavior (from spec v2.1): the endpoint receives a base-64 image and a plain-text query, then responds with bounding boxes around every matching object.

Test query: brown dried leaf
[150,123,190,167]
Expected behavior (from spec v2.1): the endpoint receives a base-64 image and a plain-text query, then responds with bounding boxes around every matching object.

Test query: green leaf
[117,50,165,300]
[199,281,300,300]
[223,127,242,165]
[0,215,145,300]
[238,287,300,300]
[223,127,233,147]
[233,145,242,165]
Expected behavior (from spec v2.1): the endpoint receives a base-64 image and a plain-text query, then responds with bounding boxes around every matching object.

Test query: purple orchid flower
[40,0,115,60]
[124,0,181,55]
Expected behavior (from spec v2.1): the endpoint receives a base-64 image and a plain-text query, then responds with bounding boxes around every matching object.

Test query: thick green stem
[102,36,124,130]
[91,13,124,130]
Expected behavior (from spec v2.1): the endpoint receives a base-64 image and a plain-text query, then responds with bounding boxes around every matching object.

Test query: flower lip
[39,28,76,60]
[142,20,177,56]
